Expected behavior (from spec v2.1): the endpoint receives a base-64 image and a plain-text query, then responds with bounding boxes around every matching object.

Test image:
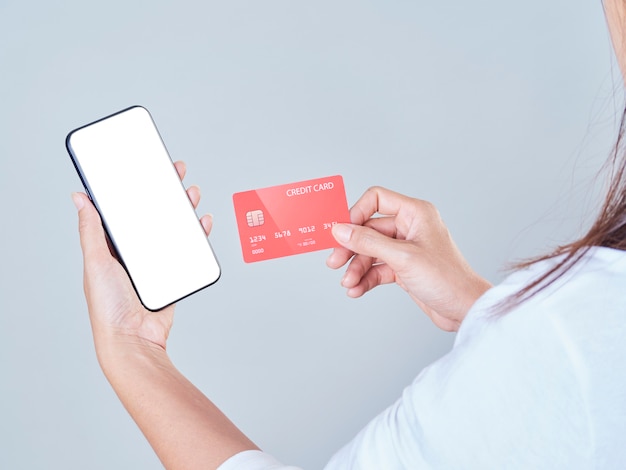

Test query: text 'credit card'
[233,175,350,263]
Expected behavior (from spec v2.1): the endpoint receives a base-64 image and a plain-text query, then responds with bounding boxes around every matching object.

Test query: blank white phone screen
[67,106,220,310]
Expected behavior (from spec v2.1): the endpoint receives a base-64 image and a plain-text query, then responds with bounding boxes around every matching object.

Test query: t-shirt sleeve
[217,450,303,470]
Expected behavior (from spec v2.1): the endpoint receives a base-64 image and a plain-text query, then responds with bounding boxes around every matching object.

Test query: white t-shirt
[218,247,626,469]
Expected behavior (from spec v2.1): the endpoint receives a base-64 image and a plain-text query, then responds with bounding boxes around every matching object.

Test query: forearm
[97,340,258,470]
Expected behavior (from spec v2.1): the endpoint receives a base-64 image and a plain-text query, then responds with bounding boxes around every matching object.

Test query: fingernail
[71,192,84,210]
[332,224,353,244]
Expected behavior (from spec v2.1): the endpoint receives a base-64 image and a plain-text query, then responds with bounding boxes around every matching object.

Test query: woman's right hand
[72,161,211,359]
[326,187,492,332]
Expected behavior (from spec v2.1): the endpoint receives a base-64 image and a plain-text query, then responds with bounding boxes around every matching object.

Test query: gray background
[0,0,619,468]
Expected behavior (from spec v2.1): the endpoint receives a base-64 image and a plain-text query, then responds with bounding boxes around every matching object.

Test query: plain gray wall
[0,1,619,468]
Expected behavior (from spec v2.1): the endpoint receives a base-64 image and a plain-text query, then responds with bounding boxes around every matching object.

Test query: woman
[71,1,626,468]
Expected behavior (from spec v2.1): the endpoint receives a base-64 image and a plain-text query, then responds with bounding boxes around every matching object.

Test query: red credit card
[233,175,350,263]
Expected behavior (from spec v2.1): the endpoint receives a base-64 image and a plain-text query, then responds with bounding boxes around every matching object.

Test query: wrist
[461,274,492,315]
[93,331,170,381]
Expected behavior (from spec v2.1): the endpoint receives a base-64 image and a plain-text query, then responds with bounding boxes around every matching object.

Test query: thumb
[331,223,410,267]
[71,192,111,263]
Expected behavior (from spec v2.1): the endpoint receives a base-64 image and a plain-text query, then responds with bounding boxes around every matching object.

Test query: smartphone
[66,106,220,311]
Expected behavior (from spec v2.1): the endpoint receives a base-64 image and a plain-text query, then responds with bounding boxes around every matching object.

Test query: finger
[327,247,385,271]
[331,223,414,271]
[341,253,376,288]
[326,246,354,269]
[187,185,201,209]
[174,160,187,181]
[349,186,415,225]
[327,216,397,269]
[71,192,112,264]
[341,251,391,289]
[363,216,398,238]
[200,214,213,236]
[346,264,397,298]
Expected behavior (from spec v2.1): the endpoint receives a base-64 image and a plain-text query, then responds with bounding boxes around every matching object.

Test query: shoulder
[447,246,626,467]
[460,246,626,338]
[456,247,626,391]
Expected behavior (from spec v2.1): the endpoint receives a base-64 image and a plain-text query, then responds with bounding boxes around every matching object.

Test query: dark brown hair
[503,106,626,309]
